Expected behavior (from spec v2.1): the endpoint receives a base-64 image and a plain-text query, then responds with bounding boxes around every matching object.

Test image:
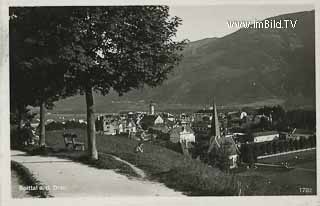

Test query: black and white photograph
[0,1,319,205]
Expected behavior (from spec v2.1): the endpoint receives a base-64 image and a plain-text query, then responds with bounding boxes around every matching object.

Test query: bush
[10,127,21,149]
[10,126,33,149]
[46,120,86,131]
[156,161,239,196]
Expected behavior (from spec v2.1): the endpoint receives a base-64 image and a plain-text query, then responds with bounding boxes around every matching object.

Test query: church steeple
[210,98,220,138]
[208,98,221,154]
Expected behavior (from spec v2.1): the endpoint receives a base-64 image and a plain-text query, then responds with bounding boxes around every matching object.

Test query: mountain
[52,10,315,113]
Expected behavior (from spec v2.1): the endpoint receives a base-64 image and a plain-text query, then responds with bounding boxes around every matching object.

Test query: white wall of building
[254,134,279,143]
[154,116,164,124]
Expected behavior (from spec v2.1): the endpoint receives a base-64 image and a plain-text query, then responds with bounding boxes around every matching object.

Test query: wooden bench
[63,133,85,151]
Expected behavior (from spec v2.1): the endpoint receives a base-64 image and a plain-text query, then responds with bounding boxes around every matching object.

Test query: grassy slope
[46,129,240,195]
[44,129,309,196]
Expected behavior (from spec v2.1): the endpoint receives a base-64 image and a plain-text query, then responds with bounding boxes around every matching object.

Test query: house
[78,119,87,124]
[103,121,118,135]
[30,120,40,129]
[194,108,213,122]
[227,111,242,128]
[117,122,125,134]
[140,115,164,130]
[124,119,137,134]
[179,113,194,123]
[251,131,279,143]
[240,111,248,120]
[161,112,175,122]
[96,115,118,134]
[191,121,211,136]
[169,125,195,145]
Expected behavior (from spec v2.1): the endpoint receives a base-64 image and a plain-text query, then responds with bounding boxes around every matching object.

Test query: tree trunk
[39,100,46,147]
[17,105,24,146]
[17,105,24,133]
[85,86,98,160]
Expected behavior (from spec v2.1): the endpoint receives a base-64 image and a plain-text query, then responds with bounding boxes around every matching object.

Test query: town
[34,101,316,171]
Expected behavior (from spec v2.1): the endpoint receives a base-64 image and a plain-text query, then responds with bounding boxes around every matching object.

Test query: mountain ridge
[52,10,315,113]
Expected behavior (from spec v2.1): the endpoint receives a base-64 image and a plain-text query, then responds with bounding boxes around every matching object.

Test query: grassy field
[237,149,317,195]
[258,149,316,169]
[38,129,316,195]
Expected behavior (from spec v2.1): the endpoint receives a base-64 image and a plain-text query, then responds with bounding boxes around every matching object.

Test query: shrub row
[240,136,316,164]
[45,121,87,131]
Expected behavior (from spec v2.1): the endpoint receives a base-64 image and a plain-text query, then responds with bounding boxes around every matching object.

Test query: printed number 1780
[299,187,312,193]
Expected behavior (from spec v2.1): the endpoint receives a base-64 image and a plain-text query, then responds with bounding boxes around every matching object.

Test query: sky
[170,4,314,42]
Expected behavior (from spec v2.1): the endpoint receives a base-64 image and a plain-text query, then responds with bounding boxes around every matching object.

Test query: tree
[261,143,267,155]
[288,139,294,151]
[266,142,272,154]
[242,143,255,166]
[278,140,284,153]
[283,140,289,152]
[9,8,37,135]
[299,137,306,149]
[10,8,73,147]
[293,139,299,150]
[57,7,186,160]
[271,141,278,154]
[310,135,316,147]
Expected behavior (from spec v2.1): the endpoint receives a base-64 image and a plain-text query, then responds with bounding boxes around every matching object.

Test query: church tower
[210,99,220,138]
[149,102,155,115]
[208,98,221,153]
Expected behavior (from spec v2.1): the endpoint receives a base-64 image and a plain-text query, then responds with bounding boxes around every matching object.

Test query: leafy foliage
[45,120,87,131]
[10,7,186,155]
[10,7,70,109]
[10,7,77,147]
[55,6,187,95]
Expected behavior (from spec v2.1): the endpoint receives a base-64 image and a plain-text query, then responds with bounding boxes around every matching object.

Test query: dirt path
[101,153,146,178]
[11,150,183,197]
